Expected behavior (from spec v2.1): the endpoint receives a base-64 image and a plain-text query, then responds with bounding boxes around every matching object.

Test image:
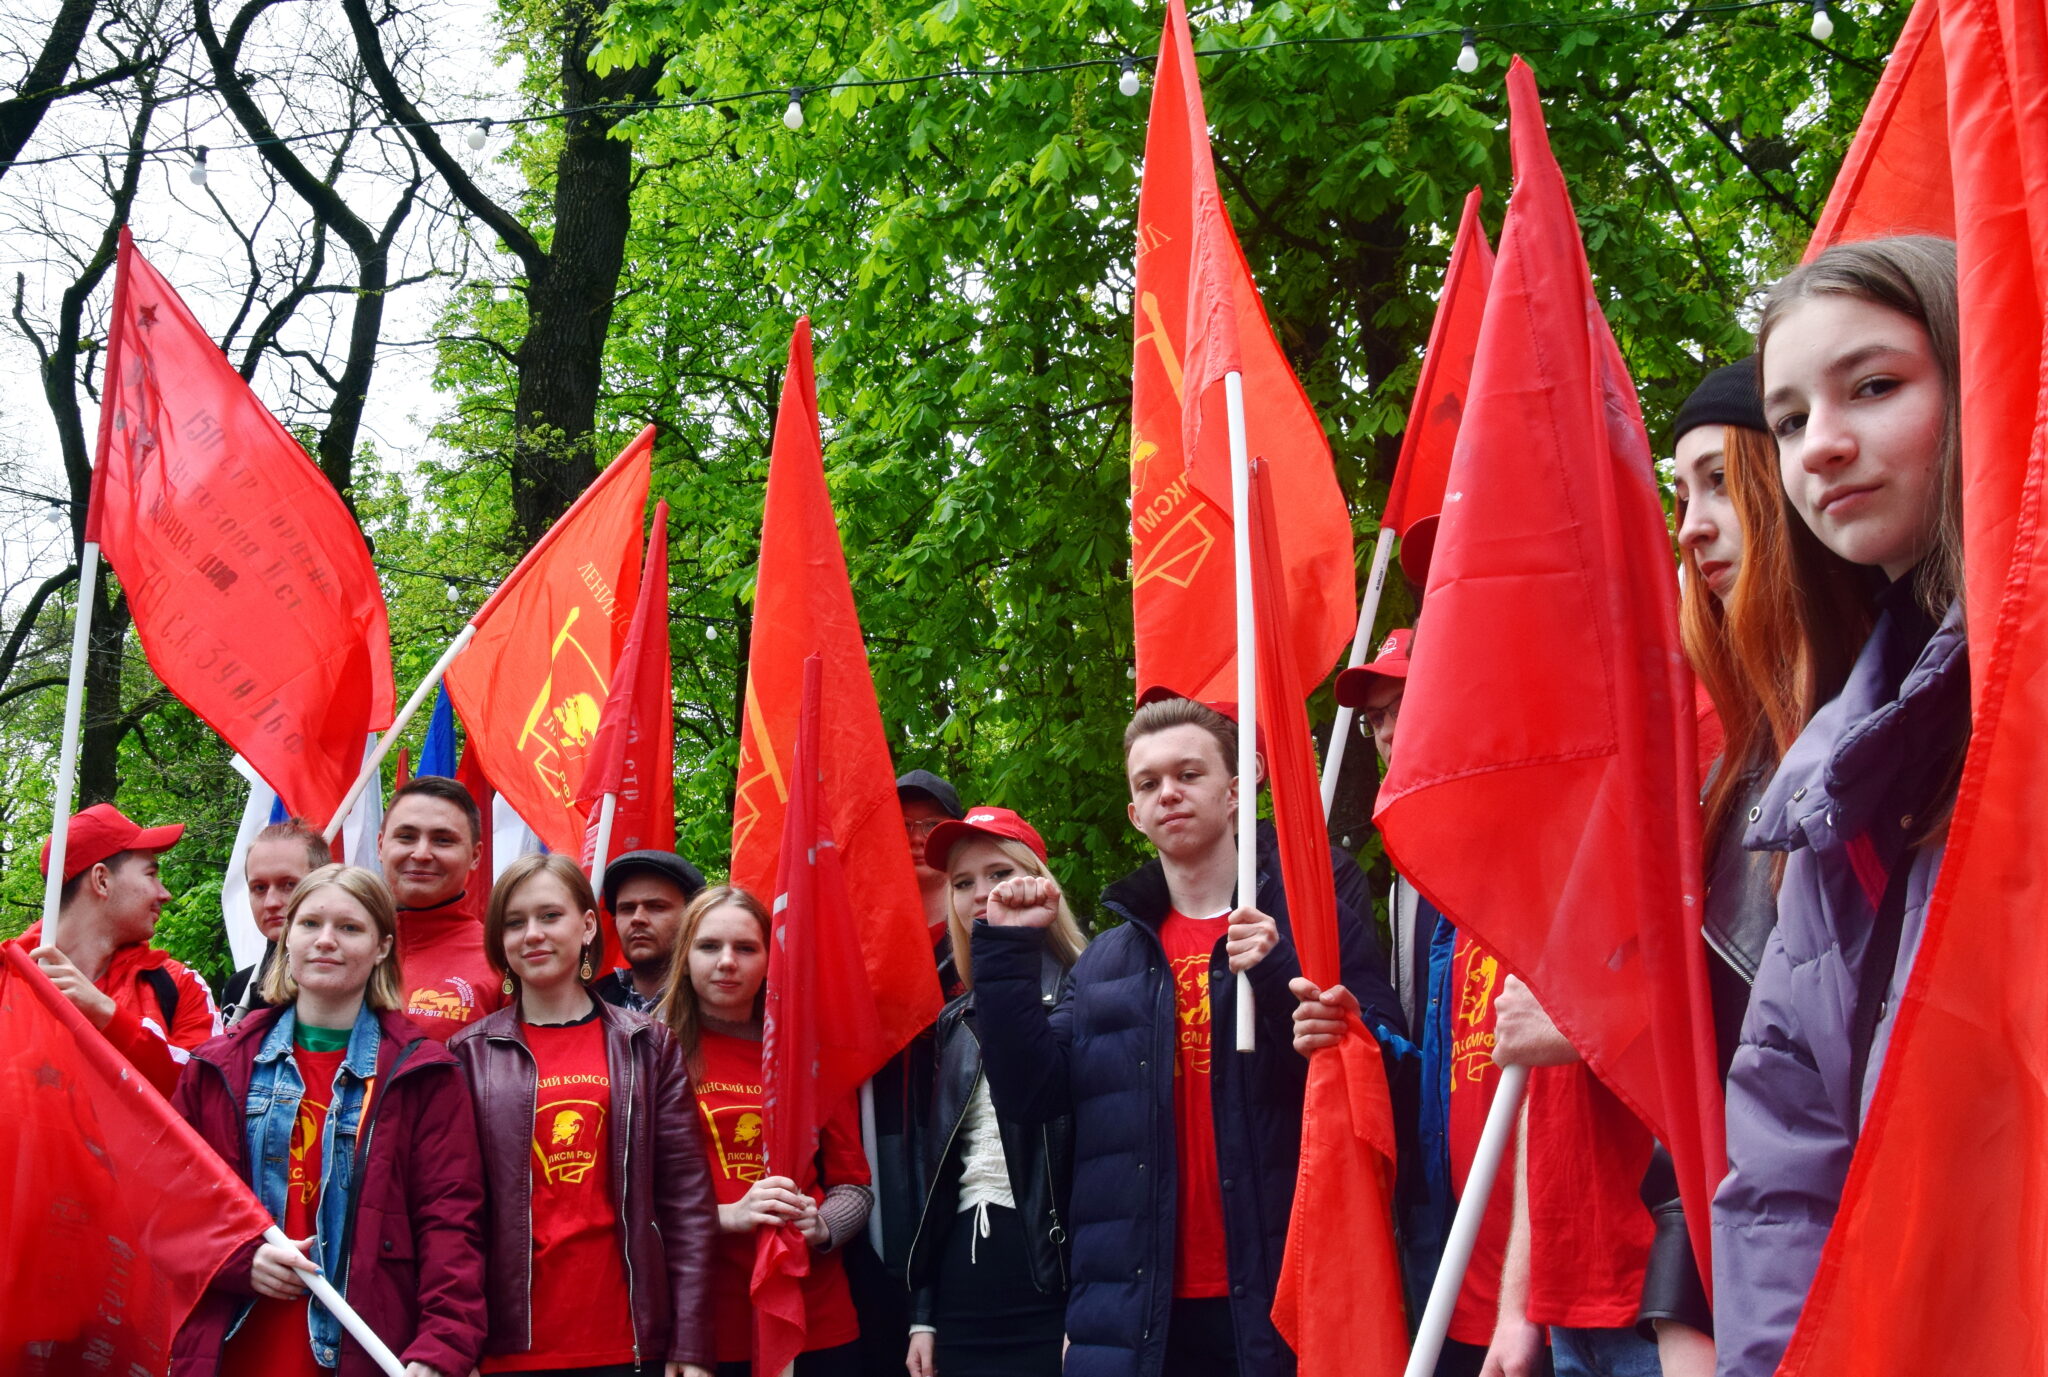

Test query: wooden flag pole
[40,543,101,950]
[323,623,476,842]
[1225,371,1256,1054]
[265,1225,407,1377]
[1403,1062,1531,1377]
[589,791,619,884]
[1319,525,1396,815]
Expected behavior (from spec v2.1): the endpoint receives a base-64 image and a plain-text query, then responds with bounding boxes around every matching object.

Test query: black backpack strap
[140,965,181,1033]
[1847,848,1917,1139]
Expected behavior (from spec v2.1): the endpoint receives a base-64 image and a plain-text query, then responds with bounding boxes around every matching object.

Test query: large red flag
[576,499,677,869]
[751,655,888,1377]
[1779,0,2048,1368]
[1381,187,1495,538]
[444,427,652,855]
[0,944,272,1373]
[87,229,394,825]
[731,318,940,1064]
[1129,0,1355,703]
[1373,58,1724,1281]
[1252,463,1406,1376]
[1804,0,1953,259]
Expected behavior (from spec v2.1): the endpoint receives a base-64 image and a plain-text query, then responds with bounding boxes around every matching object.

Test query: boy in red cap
[22,803,219,1097]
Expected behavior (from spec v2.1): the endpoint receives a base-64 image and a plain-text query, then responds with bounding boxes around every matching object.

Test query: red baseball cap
[1333,628,1415,708]
[924,806,1048,871]
[40,803,185,882]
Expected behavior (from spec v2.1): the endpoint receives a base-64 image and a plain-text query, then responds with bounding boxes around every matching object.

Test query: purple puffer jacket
[1711,593,1967,1377]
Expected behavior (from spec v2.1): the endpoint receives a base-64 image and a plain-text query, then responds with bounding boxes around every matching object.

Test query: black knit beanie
[1672,357,1766,443]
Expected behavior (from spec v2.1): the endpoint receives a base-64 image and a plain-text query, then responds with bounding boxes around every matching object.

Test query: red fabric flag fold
[1372,58,1724,1283]
[1779,0,2048,1367]
[1129,0,1355,704]
[1804,0,1953,259]
[87,228,394,825]
[730,318,940,1067]
[444,427,653,855]
[1251,462,1406,1376]
[576,499,677,868]
[0,944,273,1373]
[1382,187,1496,537]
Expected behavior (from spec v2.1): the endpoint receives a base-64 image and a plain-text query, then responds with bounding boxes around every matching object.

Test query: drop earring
[501,974,514,996]
[580,952,594,982]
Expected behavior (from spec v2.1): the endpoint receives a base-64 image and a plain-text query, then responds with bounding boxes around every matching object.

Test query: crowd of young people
[17,232,1968,1377]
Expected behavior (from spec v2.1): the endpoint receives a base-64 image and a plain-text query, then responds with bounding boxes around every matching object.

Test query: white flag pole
[264,1225,406,1377]
[1403,1062,1531,1377]
[1319,525,1397,815]
[1225,371,1257,1054]
[39,543,101,951]
[323,623,476,842]
[589,791,619,884]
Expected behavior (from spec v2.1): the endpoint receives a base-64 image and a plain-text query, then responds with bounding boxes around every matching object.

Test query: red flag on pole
[0,944,272,1373]
[751,655,887,1377]
[1373,58,1724,1282]
[730,319,940,1063]
[86,229,395,825]
[576,500,677,866]
[1778,0,2048,1367]
[1129,0,1355,703]
[1251,462,1406,1376]
[1382,187,1495,537]
[1804,0,1953,259]
[444,428,653,856]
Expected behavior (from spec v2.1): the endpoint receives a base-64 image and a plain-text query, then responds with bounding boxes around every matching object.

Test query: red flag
[1382,187,1495,536]
[576,500,677,869]
[731,319,940,1063]
[1129,0,1355,703]
[87,229,394,825]
[0,944,272,1372]
[1373,59,1724,1282]
[1804,0,1953,259]
[455,740,497,886]
[444,428,653,855]
[750,655,887,1376]
[1251,463,1406,1375]
[1778,1,2048,1367]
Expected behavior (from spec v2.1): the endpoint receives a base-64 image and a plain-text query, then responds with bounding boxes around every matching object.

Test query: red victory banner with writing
[1381,186,1495,549]
[1374,59,1724,1281]
[0,944,272,1373]
[731,318,940,1063]
[86,228,394,825]
[576,499,677,869]
[1780,0,2048,1368]
[445,427,653,856]
[1129,0,1355,703]
[1804,0,1953,258]
[1254,463,1407,1377]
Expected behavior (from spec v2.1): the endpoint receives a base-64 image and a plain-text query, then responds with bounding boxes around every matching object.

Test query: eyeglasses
[1361,700,1401,733]
[905,818,945,841]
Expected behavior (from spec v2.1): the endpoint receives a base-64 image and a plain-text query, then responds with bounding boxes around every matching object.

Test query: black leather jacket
[906,952,1074,1325]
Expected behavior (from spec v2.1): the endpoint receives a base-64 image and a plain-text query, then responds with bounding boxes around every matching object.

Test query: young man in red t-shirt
[377,777,506,1040]
[23,803,217,1098]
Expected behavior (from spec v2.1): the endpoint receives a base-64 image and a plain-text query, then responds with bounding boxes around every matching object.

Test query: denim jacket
[238,1004,382,1367]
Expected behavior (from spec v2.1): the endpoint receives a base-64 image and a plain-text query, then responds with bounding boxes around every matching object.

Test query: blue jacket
[972,839,1389,1377]
[1711,593,1967,1377]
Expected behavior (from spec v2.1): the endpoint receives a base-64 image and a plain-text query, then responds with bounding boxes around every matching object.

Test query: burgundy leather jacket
[450,998,719,1368]
[170,1006,488,1377]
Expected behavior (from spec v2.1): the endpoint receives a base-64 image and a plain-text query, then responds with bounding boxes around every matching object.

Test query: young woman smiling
[1711,237,1972,1377]
[661,886,872,1377]
[450,853,718,1377]
[171,865,487,1377]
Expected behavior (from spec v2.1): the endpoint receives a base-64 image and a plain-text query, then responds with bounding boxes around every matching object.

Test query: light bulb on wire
[466,118,492,151]
[1118,60,1142,98]
[783,90,805,131]
[1808,0,1834,39]
[1455,28,1480,74]
[187,146,209,187]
